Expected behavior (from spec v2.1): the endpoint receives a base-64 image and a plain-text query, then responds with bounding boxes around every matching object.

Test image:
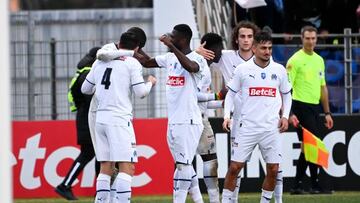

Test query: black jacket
[71,70,93,144]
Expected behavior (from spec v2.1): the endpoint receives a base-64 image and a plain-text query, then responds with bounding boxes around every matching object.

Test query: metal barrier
[9,10,360,120]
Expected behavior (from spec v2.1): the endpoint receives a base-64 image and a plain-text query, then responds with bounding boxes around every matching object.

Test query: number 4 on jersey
[101,68,112,89]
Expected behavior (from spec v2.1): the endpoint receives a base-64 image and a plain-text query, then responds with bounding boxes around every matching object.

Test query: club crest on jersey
[167,76,185,86]
[271,74,277,80]
[249,87,276,97]
[261,72,266,79]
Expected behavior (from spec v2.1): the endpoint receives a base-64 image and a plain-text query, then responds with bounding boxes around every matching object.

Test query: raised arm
[159,34,199,73]
[96,43,134,61]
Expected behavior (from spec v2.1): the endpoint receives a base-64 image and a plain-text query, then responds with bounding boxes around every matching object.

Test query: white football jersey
[155,51,205,124]
[212,50,253,120]
[86,56,145,125]
[212,50,249,82]
[227,58,291,133]
[197,62,212,114]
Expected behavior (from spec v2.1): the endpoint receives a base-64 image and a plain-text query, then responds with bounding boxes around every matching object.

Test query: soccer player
[197,21,260,202]
[81,32,156,203]
[195,32,224,203]
[221,31,292,203]
[87,26,148,201]
[135,24,206,203]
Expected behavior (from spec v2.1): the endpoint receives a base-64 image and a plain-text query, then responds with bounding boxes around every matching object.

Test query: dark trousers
[292,100,322,187]
[61,143,100,188]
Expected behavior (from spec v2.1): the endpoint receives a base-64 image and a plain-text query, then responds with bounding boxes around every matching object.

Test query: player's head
[252,31,272,62]
[119,32,140,50]
[201,33,223,63]
[301,25,317,53]
[127,27,147,48]
[231,21,260,51]
[171,24,193,48]
[77,46,101,69]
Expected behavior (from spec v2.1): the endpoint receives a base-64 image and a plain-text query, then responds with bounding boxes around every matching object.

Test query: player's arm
[96,43,135,62]
[81,67,96,95]
[207,100,223,109]
[159,34,199,73]
[131,62,157,98]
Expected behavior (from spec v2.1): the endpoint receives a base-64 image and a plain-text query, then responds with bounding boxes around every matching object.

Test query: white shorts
[231,130,282,164]
[167,123,203,164]
[95,122,137,163]
[230,118,240,143]
[197,118,216,155]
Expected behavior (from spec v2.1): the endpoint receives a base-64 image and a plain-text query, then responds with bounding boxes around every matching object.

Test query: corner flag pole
[0,0,13,202]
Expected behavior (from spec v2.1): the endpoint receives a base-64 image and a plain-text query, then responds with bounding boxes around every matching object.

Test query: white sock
[231,175,241,202]
[110,176,117,203]
[274,170,283,203]
[203,159,219,203]
[95,173,111,203]
[115,172,132,203]
[173,164,192,203]
[188,168,203,203]
[260,189,273,203]
[221,189,234,203]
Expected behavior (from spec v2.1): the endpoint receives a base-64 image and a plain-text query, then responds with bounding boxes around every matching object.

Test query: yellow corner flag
[302,127,329,169]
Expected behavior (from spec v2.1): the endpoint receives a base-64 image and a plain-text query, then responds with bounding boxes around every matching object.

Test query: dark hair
[201,33,223,49]
[127,27,147,48]
[77,46,101,69]
[254,31,272,45]
[231,21,260,49]
[173,24,193,42]
[301,25,318,37]
[119,32,140,50]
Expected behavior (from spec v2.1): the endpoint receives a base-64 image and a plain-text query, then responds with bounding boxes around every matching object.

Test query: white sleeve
[81,65,96,95]
[207,100,223,109]
[133,82,153,99]
[223,89,236,119]
[130,60,152,98]
[97,43,134,61]
[281,92,292,119]
[155,53,168,68]
[197,92,215,102]
[280,66,292,94]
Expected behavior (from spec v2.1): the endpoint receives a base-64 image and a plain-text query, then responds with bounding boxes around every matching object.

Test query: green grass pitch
[15,192,360,203]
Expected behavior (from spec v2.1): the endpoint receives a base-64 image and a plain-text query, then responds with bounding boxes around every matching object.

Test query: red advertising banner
[12,119,173,198]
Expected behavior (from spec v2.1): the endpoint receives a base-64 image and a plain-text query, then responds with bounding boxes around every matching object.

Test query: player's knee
[266,164,279,178]
[228,162,242,176]
[118,162,135,176]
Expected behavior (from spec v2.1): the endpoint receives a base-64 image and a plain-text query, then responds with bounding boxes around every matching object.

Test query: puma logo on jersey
[167,76,185,86]
[249,87,276,97]
[249,74,255,79]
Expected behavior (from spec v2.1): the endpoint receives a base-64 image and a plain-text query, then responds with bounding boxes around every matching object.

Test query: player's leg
[197,118,220,203]
[55,143,95,200]
[109,123,138,203]
[221,161,245,203]
[273,165,283,203]
[222,132,254,203]
[94,123,112,203]
[169,124,203,203]
[258,131,282,203]
[230,118,241,202]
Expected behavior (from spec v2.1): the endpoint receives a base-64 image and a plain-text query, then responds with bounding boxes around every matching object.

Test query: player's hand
[195,41,215,60]
[289,114,299,128]
[284,33,293,42]
[147,75,157,86]
[216,88,228,100]
[278,117,288,133]
[324,114,333,129]
[222,118,231,132]
[159,34,173,47]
